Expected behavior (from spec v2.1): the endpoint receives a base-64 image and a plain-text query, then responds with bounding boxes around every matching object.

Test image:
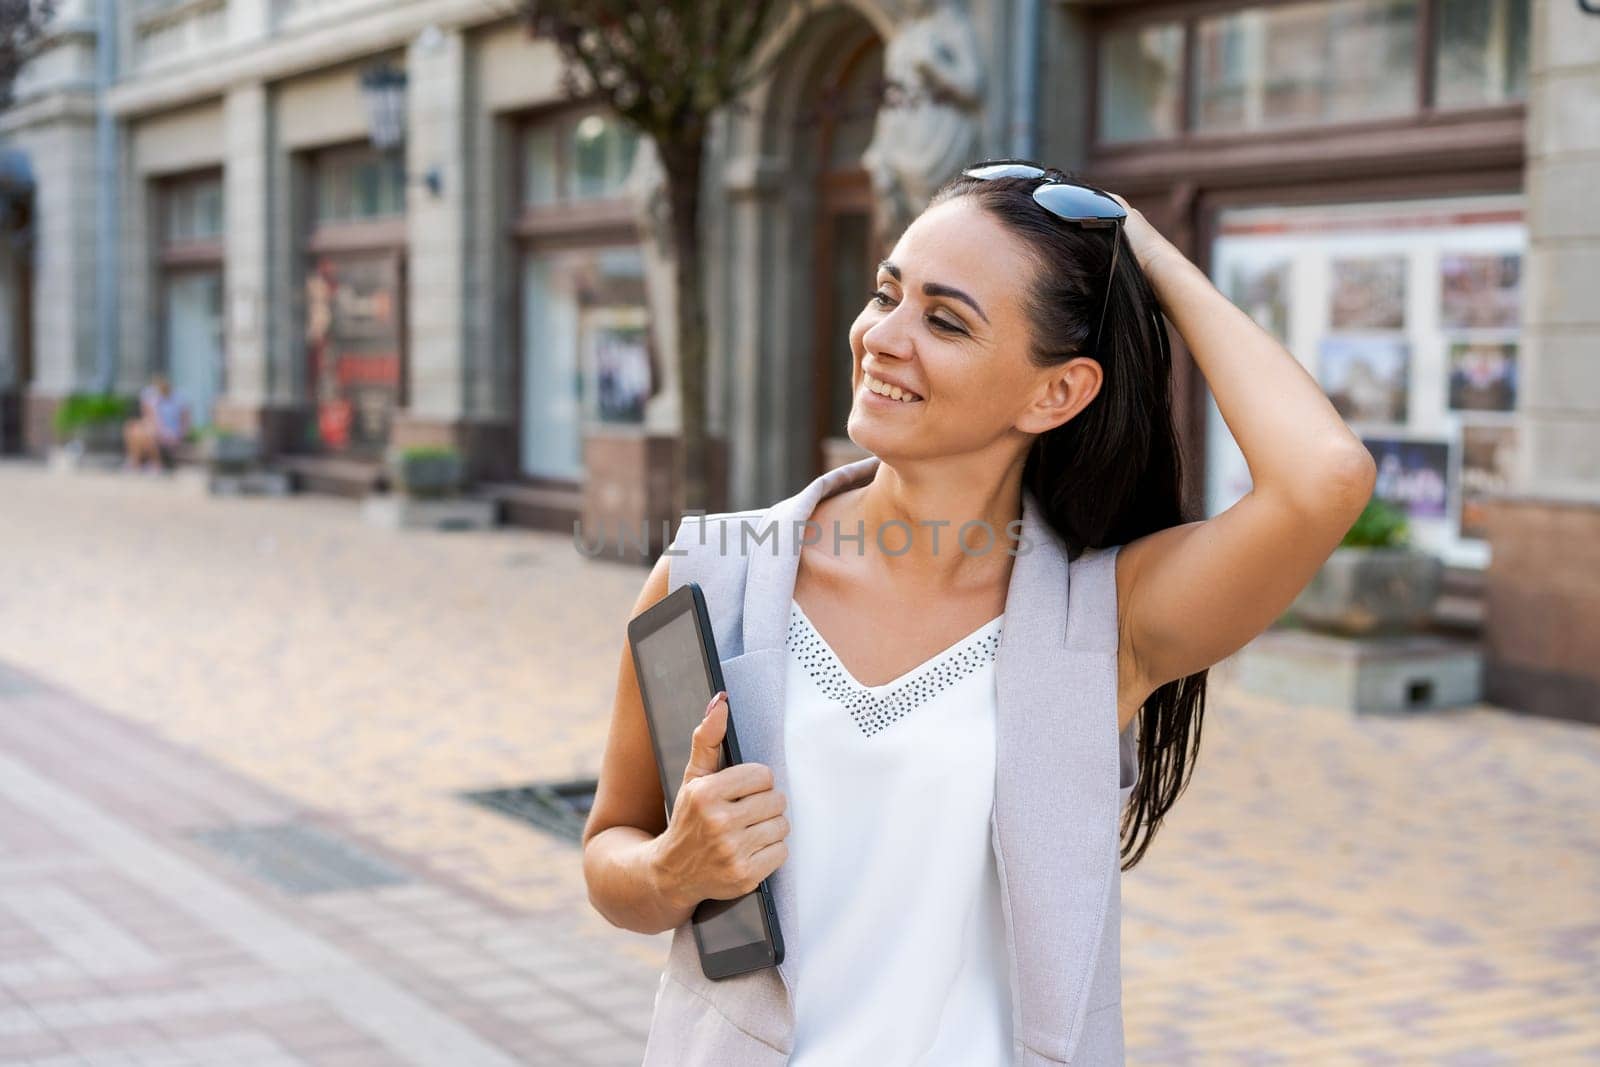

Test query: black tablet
[627,581,786,980]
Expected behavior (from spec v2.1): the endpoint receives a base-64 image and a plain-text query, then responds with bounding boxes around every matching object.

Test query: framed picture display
[579,305,653,426]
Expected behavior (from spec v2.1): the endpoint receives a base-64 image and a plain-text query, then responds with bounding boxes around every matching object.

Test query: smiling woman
[583,159,1376,1065]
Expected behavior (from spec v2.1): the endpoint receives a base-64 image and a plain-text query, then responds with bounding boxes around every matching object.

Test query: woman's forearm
[583,825,697,936]
[1142,246,1371,506]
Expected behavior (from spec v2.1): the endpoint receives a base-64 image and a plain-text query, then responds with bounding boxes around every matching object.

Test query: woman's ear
[1017,357,1103,435]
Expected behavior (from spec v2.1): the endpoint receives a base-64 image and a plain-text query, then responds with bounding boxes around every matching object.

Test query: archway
[717,5,886,505]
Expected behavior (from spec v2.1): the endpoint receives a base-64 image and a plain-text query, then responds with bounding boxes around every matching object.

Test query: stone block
[361,494,497,532]
[1230,629,1483,716]
[175,467,292,497]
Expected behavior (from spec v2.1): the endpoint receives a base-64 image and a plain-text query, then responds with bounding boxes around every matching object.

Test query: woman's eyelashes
[867,289,966,336]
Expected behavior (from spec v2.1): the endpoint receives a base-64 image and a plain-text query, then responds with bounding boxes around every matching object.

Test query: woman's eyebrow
[877,260,989,324]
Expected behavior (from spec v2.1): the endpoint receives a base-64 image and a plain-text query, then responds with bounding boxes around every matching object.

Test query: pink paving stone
[273,1019,376,1054]
[10,979,105,1004]
[155,1012,263,1040]
[61,1021,166,1050]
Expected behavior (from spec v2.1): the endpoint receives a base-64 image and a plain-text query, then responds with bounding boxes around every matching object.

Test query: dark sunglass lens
[1033,182,1127,222]
[963,162,1048,182]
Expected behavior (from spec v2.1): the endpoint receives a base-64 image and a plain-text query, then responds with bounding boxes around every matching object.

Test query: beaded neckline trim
[786,599,1002,738]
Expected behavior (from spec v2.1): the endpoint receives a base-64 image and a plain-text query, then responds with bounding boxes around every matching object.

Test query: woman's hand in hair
[1106,191,1179,279]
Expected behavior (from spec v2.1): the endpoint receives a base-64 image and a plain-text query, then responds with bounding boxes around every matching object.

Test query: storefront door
[163,269,223,430]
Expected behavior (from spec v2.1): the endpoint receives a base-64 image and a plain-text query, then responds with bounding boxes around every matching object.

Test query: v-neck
[788,596,1004,695]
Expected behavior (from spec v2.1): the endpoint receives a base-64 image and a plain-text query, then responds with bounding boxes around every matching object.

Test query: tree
[523,1,805,518]
[0,0,54,111]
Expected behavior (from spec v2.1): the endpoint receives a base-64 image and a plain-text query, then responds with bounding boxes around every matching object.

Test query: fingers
[682,691,728,783]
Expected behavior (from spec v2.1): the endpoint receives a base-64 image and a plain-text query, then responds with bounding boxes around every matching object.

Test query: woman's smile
[858,370,924,406]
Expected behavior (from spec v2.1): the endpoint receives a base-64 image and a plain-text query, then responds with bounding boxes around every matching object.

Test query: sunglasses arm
[1091,222,1122,358]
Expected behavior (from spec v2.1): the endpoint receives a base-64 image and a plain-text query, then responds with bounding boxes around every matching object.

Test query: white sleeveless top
[783,597,1013,1065]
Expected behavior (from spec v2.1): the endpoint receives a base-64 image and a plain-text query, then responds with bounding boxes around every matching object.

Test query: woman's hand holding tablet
[649,691,791,913]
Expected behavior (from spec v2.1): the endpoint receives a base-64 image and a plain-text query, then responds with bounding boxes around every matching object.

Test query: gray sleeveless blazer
[642,455,1140,1065]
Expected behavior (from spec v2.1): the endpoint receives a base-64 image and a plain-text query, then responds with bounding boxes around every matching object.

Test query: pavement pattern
[0,459,1597,1064]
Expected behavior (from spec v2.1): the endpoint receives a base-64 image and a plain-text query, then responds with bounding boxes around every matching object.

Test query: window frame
[1088,0,1527,153]
[511,102,642,242]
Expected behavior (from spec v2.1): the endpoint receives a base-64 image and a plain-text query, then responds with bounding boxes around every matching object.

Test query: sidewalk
[1,459,1598,1064]
[0,657,659,1066]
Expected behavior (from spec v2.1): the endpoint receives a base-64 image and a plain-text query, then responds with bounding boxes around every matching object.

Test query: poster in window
[305,254,402,454]
[1363,437,1449,521]
[1225,259,1291,342]
[1319,336,1410,423]
[582,306,653,425]
[1329,255,1406,330]
[1440,253,1520,329]
[1459,425,1516,541]
[1447,340,1518,412]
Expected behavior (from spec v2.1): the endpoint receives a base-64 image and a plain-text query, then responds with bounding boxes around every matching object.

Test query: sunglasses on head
[961,159,1127,358]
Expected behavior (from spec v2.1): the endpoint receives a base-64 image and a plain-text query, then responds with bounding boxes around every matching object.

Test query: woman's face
[845,197,1101,463]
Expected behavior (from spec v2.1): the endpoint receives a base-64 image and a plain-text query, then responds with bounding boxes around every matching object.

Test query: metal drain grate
[462,779,598,844]
[188,822,411,894]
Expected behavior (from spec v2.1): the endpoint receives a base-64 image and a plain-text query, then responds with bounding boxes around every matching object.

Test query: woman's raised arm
[1111,196,1378,699]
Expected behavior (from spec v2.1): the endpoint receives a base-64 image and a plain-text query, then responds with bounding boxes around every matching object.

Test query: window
[1098,22,1184,143]
[1192,0,1418,134]
[313,149,406,224]
[1435,0,1529,108]
[522,111,640,207]
[1095,0,1527,145]
[163,175,224,244]
[1204,195,1525,568]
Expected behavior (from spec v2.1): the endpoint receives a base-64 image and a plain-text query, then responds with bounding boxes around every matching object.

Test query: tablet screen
[634,600,772,958]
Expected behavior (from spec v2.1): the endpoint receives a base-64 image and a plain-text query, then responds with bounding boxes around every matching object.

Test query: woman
[582,161,1376,1063]
[122,374,190,473]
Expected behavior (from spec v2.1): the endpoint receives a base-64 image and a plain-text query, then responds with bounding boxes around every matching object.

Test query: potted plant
[387,445,464,499]
[1287,498,1443,636]
[53,392,135,454]
[194,425,259,473]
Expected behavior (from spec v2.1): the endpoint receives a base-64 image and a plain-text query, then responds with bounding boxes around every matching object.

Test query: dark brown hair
[928,166,1208,871]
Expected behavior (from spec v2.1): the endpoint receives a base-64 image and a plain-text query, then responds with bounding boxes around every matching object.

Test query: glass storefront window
[1192,0,1418,134]
[163,270,224,431]
[304,254,404,456]
[520,244,649,479]
[1435,0,1529,108]
[1204,195,1525,569]
[1098,22,1184,143]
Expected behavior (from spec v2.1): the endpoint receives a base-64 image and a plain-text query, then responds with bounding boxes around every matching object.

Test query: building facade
[0,0,1594,718]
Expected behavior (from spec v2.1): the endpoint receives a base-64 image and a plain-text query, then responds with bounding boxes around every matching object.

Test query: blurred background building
[0,0,1592,720]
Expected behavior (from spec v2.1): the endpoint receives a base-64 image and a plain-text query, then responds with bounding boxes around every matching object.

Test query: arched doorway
[718,6,885,506]
[800,33,883,478]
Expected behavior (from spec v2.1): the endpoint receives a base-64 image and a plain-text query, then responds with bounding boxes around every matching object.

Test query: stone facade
[0,0,1594,721]
[1478,0,1600,724]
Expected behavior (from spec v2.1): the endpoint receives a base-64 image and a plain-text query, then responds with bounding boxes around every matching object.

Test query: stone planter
[1289,546,1444,636]
[199,433,260,473]
[388,450,464,499]
[69,421,125,455]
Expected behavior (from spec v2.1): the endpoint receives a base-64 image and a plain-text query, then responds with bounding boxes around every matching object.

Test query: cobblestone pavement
[1,460,1598,1064]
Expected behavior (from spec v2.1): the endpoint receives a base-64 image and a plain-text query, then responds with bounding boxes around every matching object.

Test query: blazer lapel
[728,456,881,998]
[995,489,1123,1062]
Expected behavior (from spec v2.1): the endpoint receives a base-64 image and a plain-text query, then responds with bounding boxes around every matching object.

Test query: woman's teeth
[864,372,922,403]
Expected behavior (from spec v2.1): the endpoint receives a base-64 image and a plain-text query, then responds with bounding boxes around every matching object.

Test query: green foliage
[1341,497,1409,548]
[397,445,461,463]
[53,392,134,436]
